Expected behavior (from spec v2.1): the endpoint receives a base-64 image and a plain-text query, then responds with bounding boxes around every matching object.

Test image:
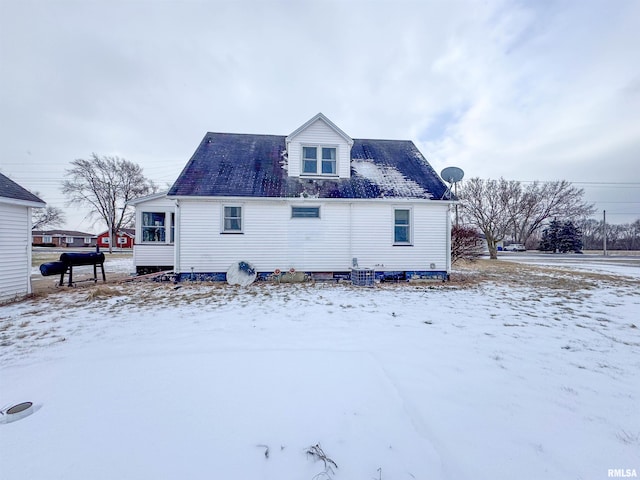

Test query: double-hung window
[142,212,166,242]
[394,208,411,244]
[302,146,337,176]
[223,206,242,233]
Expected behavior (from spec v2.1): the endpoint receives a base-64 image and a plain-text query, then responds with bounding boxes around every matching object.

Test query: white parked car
[504,243,526,252]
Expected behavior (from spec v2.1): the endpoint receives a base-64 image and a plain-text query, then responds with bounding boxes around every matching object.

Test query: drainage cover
[1,402,35,424]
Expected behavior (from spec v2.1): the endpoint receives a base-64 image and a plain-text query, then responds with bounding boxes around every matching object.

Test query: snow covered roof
[168,133,451,200]
[0,173,45,207]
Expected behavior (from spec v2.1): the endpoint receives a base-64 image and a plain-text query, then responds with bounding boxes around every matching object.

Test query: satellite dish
[441,166,464,184]
[440,167,464,227]
[226,260,257,286]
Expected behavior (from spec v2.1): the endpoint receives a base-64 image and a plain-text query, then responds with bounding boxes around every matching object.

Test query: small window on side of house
[223,206,243,233]
[43,235,52,243]
[292,206,320,218]
[65,236,74,243]
[84,237,92,244]
[394,208,411,245]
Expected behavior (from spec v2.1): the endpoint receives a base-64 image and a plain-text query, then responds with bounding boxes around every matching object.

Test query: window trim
[301,144,338,177]
[43,235,52,243]
[291,206,321,218]
[65,236,74,244]
[84,237,92,244]
[222,204,243,234]
[393,207,413,246]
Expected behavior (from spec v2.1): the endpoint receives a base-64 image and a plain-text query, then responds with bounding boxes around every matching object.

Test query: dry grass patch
[85,286,122,301]
[453,259,640,292]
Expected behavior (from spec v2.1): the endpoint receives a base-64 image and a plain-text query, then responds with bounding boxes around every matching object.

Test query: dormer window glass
[321,147,336,174]
[302,146,337,176]
[302,147,317,174]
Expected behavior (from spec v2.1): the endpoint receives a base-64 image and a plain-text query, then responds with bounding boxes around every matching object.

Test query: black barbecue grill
[40,252,106,286]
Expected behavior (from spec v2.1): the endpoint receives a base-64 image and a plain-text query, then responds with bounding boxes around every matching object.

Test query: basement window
[292,206,320,218]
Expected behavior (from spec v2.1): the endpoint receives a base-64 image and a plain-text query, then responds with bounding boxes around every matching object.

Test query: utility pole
[603,210,607,256]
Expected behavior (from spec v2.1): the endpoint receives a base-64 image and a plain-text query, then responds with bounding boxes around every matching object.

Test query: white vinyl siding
[133,244,174,269]
[287,118,351,178]
[0,203,32,302]
[176,199,450,274]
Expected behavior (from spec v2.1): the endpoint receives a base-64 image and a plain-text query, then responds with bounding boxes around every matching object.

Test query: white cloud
[1,0,639,228]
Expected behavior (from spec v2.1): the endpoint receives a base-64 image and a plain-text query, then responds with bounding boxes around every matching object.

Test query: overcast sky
[1,0,639,232]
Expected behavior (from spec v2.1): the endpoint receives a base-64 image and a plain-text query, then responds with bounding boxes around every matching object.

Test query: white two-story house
[138,113,454,282]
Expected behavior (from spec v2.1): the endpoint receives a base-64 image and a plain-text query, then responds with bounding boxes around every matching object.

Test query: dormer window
[302,146,337,176]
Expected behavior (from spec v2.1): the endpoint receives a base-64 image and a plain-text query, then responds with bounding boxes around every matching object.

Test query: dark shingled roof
[168,133,451,200]
[33,230,96,237]
[0,173,45,204]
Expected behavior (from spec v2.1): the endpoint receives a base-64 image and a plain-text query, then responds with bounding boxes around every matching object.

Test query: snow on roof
[168,134,449,200]
[352,159,433,199]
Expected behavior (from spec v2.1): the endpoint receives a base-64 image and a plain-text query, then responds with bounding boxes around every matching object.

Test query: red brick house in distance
[97,228,135,249]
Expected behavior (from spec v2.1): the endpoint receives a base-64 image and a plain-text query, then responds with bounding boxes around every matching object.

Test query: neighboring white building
[128,192,176,274]
[0,173,45,302]
[160,113,455,282]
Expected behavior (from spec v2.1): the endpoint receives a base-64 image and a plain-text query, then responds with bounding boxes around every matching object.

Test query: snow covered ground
[1,256,639,479]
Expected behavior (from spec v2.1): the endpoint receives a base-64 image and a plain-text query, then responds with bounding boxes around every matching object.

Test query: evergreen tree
[539,219,562,252]
[559,221,583,253]
[539,219,583,253]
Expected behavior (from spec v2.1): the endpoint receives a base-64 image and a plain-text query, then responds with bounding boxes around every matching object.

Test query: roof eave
[286,112,354,146]
[0,196,46,208]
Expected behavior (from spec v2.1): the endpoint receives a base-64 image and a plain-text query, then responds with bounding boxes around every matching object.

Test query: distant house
[127,192,175,274]
[0,173,45,302]
[32,230,97,248]
[97,228,135,249]
[161,113,455,281]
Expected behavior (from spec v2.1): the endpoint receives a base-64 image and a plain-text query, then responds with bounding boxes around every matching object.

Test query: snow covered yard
[1,260,639,479]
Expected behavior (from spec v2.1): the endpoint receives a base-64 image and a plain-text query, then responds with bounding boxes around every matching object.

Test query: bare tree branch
[61,153,157,252]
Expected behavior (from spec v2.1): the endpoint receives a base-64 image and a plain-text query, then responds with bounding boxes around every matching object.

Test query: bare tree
[32,206,66,230]
[507,180,595,247]
[459,178,520,259]
[62,154,157,252]
[461,177,595,259]
[31,192,66,230]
